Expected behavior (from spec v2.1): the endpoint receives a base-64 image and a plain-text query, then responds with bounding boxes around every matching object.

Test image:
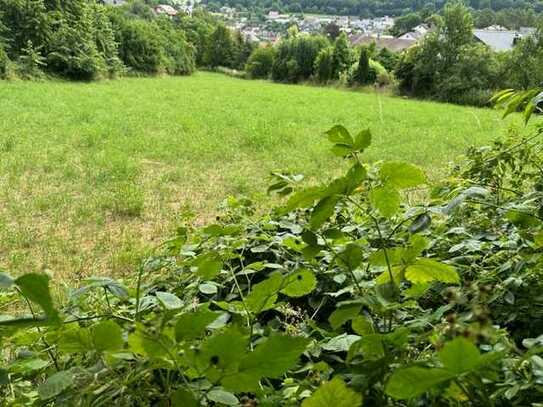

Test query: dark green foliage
[390,12,423,36]
[394,2,501,106]
[0,0,198,80]
[0,43,10,78]
[314,46,334,83]
[374,47,399,72]
[114,18,163,74]
[157,18,195,75]
[271,34,329,83]
[355,46,371,84]
[332,32,352,79]
[200,0,543,18]
[204,24,234,68]
[245,45,275,79]
[232,30,255,70]
[17,40,46,79]
[46,2,107,80]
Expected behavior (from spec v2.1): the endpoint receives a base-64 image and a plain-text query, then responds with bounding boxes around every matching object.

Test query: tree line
[238,2,542,107]
[0,0,256,80]
[203,0,543,18]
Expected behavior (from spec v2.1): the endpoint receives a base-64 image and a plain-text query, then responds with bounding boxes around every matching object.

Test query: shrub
[354,46,370,84]
[0,44,10,79]
[46,3,108,80]
[157,19,195,75]
[17,40,46,79]
[314,46,334,83]
[245,46,275,79]
[204,24,234,68]
[115,18,163,74]
[271,34,329,83]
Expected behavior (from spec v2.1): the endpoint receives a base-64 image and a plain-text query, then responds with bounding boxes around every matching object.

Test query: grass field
[0,72,522,281]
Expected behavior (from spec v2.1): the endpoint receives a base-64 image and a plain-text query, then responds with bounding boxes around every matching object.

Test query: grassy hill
[0,72,522,280]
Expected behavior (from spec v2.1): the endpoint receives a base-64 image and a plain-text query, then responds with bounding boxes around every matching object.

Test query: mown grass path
[0,72,518,280]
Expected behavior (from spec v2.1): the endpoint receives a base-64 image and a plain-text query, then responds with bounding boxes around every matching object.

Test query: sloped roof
[350,35,416,52]
[473,29,519,51]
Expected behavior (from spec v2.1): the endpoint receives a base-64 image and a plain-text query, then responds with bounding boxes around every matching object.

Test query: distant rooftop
[473,29,521,51]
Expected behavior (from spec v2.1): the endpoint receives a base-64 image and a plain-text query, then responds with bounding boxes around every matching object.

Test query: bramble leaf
[370,185,401,217]
[329,304,361,330]
[281,269,317,297]
[405,259,459,284]
[15,273,59,323]
[175,308,222,341]
[302,377,362,407]
[385,367,455,399]
[379,162,426,189]
[38,371,74,400]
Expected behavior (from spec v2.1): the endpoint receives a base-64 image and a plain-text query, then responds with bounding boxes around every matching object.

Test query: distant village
[103,1,536,53]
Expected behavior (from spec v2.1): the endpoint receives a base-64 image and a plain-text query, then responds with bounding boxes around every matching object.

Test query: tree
[245,46,275,79]
[314,46,334,82]
[390,13,422,36]
[332,32,351,79]
[204,24,234,68]
[355,46,370,84]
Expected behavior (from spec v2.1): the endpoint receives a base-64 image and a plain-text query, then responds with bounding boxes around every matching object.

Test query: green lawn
[0,72,521,280]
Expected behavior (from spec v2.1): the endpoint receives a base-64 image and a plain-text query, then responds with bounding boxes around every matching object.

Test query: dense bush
[314,46,335,83]
[271,34,329,83]
[246,46,276,79]
[1,97,543,404]
[395,2,502,106]
[0,0,201,80]
[0,44,11,79]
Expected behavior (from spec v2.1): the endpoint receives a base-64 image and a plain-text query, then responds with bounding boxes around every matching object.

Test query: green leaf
[405,259,459,285]
[351,315,375,335]
[321,334,361,352]
[198,326,248,381]
[175,308,221,341]
[128,329,169,359]
[331,144,354,157]
[222,335,308,392]
[310,196,338,230]
[57,326,92,353]
[302,377,362,407]
[281,269,317,297]
[343,163,367,194]
[195,254,223,280]
[156,291,183,310]
[326,125,353,145]
[337,243,363,270]
[385,367,455,400]
[207,389,239,406]
[379,162,426,189]
[15,273,59,323]
[369,185,400,217]
[171,388,198,407]
[438,337,481,374]
[353,128,372,151]
[246,273,283,313]
[348,334,384,361]
[92,320,124,352]
[38,370,74,400]
[328,304,361,330]
[282,186,324,213]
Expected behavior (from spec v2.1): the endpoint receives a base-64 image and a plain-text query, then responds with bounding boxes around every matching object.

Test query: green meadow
[0,72,520,280]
